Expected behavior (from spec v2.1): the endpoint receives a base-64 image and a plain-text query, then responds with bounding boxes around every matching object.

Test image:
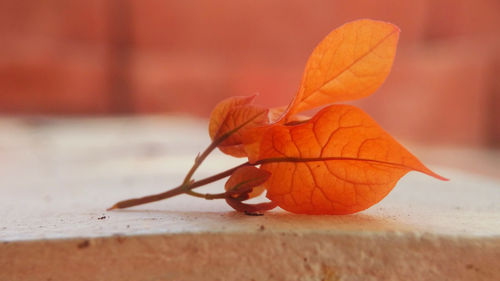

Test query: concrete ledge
[0,117,499,280]
[2,232,499,281]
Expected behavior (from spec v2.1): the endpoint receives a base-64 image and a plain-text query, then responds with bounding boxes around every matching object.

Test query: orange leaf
[224,166,276,213]
[257,105,446,214]
[241,125,272,163]
[242,109,309,162]
[209,95,254,139]
[282,19,400,121]
[208,95,268,157]
[225,166,270,199]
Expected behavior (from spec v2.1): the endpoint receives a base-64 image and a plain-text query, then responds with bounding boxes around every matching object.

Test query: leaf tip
[422,169,449,181]
[436,174,450,181]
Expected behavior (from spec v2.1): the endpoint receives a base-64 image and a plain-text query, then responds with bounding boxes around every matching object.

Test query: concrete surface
[0,117,499,281]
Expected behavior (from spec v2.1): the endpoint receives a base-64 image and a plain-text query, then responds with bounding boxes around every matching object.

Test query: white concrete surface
[0,117,499,281]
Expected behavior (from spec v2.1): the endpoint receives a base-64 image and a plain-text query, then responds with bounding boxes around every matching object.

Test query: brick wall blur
[1,0,499,146]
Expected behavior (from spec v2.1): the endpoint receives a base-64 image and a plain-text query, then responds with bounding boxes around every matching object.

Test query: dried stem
[107,111,264,210]
[107,162,248,210]
[184,190,227,200]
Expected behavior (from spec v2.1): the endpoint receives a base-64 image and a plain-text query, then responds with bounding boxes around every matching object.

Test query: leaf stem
[107,162,249,210]
[185,190,227,200]
[107,111,265,210]
[181,110,266,187]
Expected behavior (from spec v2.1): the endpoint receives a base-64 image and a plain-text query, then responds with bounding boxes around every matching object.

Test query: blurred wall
[0,0,499,147]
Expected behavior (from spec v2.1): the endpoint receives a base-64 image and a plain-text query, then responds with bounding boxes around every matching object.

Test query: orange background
[1,0,499,147]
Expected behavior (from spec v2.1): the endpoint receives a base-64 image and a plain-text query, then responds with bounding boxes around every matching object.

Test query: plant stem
[107,184,186,210]
[184,190,227,200]
[107,162,249,210]
[108,111,267,210]
[181,111,265,187]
